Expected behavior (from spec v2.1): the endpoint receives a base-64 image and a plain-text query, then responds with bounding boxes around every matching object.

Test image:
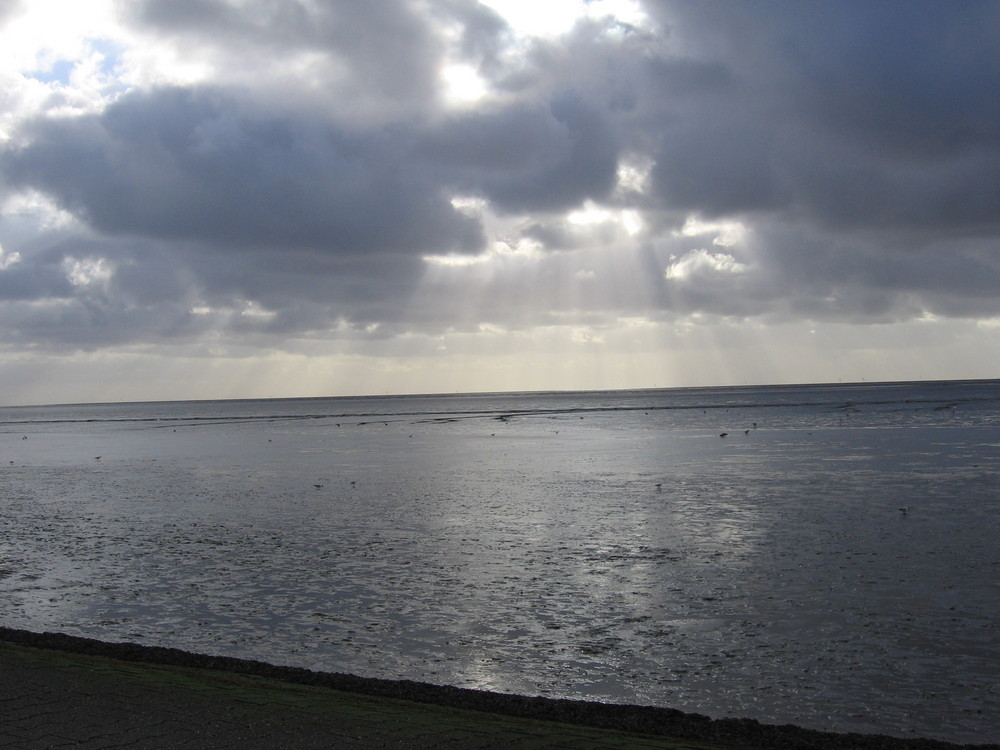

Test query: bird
[898,506,910,515]
[719,432,728,438]
[313,484,324,489]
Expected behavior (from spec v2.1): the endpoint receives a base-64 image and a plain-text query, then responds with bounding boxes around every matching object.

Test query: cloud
[421,93,620,212]
[0,0,20,25]
[123,0,445,113]
[3,85,484,255]
[0,0,998,400]
[641,0,1000,231]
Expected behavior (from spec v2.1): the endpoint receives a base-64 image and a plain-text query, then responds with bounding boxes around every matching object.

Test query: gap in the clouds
[26,60,75,86]
[441,64,488,105]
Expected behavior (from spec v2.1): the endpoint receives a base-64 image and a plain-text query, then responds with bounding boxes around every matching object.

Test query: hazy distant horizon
[5,374,996,411]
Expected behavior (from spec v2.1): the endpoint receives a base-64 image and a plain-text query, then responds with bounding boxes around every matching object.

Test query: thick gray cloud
[641,0,1000,231]
[3,86,483,255]
[0,0,998,362]
[0,263,71,301]
[421,93,619,212]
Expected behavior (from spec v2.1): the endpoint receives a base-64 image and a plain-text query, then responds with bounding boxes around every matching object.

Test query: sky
[0,0,998,405]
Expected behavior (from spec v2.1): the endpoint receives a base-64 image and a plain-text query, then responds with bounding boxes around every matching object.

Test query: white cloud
[675,216,746,248]
[62,256,113,288]
[665,249,748,280]
[1,0,119,72]
[0,242,20,269]
[479,0,587,38]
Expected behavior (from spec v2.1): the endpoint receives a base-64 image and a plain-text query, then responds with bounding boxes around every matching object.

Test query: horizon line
[3,375,996,411]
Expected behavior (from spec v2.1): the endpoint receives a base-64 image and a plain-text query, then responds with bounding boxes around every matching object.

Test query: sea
[1,379,997,744]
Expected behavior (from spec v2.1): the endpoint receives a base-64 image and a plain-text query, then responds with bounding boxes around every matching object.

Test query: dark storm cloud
[2,86,484,255]
[429,0,509,71]
[747,220,1000,321]
[180,246,426,325]
[421,93,620,212]
[641,0,1000,232]
[0,263,72,301]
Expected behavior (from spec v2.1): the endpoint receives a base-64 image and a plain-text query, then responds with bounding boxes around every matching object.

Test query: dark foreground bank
[1,627,995,750]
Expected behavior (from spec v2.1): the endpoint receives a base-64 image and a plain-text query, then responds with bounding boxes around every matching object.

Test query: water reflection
[0,385,997,743]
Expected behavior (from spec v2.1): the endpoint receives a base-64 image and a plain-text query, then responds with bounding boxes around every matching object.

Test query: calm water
[1,380,998,743]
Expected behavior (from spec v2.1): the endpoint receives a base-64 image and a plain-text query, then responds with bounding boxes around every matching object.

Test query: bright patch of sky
[664,249,747,280]
[62,257,113,288]
[482,0,647,37]
[0,242,20,269]
[676,217,746,248]
[441,63,488,105]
